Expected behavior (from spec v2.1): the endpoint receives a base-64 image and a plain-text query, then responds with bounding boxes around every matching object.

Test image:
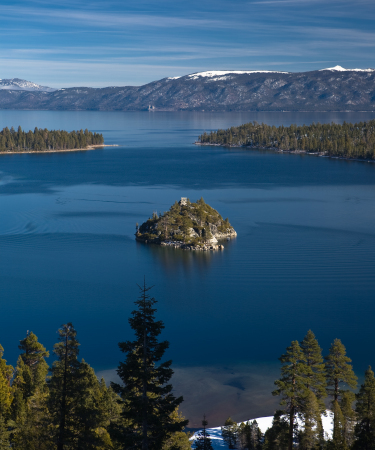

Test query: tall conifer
[0,345,13,418]
[353,366,375,450]
[222,417,238,449]
[194,415,213,450]
[325,339,357,449]
[300,330,327,412]
[273,340,308,450]
[112,282,188,450]
[48,323,81,450]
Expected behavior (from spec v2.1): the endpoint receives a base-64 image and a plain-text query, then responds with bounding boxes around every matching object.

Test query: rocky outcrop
[135,197,236,250]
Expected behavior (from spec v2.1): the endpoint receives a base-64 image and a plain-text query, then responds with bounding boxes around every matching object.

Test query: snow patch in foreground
[190,413,333,450]
[320,65,374,72]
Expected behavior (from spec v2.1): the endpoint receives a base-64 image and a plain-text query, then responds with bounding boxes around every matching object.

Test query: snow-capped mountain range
[0,66,374,111]
[0,78,56,92]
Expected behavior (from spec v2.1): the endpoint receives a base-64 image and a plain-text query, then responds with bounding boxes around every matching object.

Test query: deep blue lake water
[1,110,375,426]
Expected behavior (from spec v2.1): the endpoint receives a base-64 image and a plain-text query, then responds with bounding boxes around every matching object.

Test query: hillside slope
[0,67,374,112]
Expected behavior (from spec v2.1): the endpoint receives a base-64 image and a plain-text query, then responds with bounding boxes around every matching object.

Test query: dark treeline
[198,120,375,160]
[2,289,375,450]
[215,330,375,450]
[0,126,104,153]
[0,284,190,450]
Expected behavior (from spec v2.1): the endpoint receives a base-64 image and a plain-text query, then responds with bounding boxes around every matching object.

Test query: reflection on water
[142,239,236,273]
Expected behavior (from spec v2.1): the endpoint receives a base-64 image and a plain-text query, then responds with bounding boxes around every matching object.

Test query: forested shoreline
[198,120,375,160]
[0,126,104,153]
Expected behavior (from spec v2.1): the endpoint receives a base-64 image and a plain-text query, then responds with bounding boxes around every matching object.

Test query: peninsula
[0,126,105,153]
[135,197,237,250]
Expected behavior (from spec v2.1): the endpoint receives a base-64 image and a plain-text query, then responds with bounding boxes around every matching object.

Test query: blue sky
[1,0,374,87]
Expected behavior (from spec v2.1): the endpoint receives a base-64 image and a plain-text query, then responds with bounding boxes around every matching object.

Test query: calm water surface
[1,110,375,425]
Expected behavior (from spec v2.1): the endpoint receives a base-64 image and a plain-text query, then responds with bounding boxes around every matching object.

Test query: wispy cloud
[0,6,226,29]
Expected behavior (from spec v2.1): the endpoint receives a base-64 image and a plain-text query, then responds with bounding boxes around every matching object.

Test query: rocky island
[135,197,237,250]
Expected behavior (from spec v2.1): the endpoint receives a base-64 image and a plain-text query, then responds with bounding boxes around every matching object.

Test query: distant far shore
[0,144,118,155]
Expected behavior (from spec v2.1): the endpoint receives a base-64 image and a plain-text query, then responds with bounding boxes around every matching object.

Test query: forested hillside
[198,119,375,159]
[0,126,104,152]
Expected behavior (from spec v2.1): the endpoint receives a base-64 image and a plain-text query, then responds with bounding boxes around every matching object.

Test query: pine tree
[299,390,323,450]
[299,331,327,449]
[238,420,263,450]
[340,391,356,448]
[325,339,357,449]
[222,417,238,449]
[194,415,213,450]
[327,400,347,450]
[10,331,50,445]
[18,331,49,395]
[0,414,10,450]
[162,408,191,450]
[0,345,13,418]
[112,282,188,450]
[353,366,375,449]
[263,411,289,450]
[273,341,309,450]
[300,330,327,412]
[48,323,81,450]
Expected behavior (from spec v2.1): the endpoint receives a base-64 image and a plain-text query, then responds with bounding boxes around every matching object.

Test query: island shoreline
[194,142,375,163]
[0,144,118,155]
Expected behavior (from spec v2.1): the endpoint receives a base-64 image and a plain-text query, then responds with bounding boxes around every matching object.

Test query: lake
[1,110,375,427]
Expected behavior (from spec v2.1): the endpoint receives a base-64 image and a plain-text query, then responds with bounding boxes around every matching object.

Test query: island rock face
[135,197,237,250]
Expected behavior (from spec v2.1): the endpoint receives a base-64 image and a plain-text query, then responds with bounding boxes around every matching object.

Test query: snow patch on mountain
[320,65,375,72]
[190,413,334,449]
[0,78,56,92]
[186,70,289,80]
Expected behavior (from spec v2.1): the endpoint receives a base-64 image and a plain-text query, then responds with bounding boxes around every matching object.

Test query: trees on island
[0,126,104,152]
[198,120,375,160]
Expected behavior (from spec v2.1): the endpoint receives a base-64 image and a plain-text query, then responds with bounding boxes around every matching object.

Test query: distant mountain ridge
[0,66,374,111]
[0,78,56,92]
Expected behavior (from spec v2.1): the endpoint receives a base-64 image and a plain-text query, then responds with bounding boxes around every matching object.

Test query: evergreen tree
[48,323,81,450]
[340,391,356,448]
[327,400,347,450]
[112,282,188,450]
[325,339,357,449]
[299,331,326,449]
[0,414,10,450]
[222,417,238,449]
[299,391,323,450]
[353,366,375,450]
[300,330,327,412]
[162,408,191,450]
[48,323,112,449]
[238,420,263,450]
[0,346,13,418]
[10,331,50,444]
[18,331,49,395]
[194,415,213,450]
[263,411,289,450]
[10,388,52,450]
[273,341,309,450]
